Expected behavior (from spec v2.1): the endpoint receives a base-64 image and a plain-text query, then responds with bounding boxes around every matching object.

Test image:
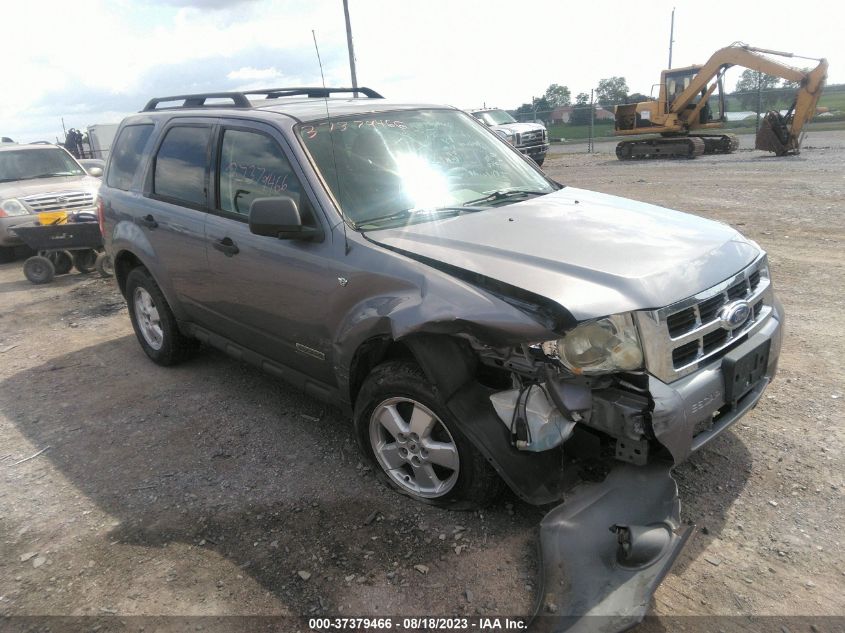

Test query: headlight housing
[542,313,644,375]
[0,198,30,217]
[495,129,516,145]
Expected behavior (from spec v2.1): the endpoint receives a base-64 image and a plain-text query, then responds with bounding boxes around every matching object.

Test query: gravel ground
[0,132,843,631]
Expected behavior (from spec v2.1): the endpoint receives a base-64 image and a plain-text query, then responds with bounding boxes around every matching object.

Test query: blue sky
[2,0,841,142]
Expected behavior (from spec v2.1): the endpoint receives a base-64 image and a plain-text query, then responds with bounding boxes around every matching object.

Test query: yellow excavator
[613,43,828,159]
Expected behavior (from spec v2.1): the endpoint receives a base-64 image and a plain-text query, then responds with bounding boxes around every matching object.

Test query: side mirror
[248,196,322,241]
[88,167,103,178]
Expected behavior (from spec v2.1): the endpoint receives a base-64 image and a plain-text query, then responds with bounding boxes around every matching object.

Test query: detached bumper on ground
[531,463,692,633]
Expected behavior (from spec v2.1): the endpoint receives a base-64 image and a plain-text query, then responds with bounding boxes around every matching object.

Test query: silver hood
[0,174,101,200]
[367,187,761,320]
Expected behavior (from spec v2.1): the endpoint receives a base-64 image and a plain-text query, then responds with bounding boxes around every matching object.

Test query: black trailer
[11,222,113,284]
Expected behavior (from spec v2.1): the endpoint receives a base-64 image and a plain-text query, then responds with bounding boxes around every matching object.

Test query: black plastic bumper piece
[530,463,693,633]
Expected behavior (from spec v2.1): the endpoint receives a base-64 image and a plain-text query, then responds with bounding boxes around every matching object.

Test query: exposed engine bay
[469,339,655,467]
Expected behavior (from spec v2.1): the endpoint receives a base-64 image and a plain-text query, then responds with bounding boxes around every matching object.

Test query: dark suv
[100,87,782,511]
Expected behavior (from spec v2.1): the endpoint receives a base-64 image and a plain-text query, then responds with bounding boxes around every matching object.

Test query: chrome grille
[635,256,774,383]
[22,191,95,212]
[519,130,543,144]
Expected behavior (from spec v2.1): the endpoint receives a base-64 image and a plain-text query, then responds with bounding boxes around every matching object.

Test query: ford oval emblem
[719,300,752,330]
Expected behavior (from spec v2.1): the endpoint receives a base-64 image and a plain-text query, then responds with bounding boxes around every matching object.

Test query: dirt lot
[1,132,844,631]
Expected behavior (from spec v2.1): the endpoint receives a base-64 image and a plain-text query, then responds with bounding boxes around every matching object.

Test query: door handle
[137,214,158,229]
[212,237,240,257]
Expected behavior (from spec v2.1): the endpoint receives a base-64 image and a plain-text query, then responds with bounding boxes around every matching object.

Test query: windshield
[298,109,555,229]
[474,110,517,126]
[0,148,85,182]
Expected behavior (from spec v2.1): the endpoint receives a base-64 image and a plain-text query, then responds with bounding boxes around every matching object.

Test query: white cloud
[226,67,283,81]
[1,0,843,142]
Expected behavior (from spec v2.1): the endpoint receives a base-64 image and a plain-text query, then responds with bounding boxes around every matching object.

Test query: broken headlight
[542,313,643,375]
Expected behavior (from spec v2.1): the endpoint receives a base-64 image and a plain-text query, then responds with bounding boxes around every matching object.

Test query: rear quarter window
[107,124,154,191]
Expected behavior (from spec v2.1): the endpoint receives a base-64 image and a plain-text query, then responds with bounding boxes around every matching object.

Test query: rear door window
[153,125,212,206]
[107,124,154,190]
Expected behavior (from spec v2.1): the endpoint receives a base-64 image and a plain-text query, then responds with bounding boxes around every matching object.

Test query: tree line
[513,77,650,125]
[513,71,806,125]
[731,69,801,110]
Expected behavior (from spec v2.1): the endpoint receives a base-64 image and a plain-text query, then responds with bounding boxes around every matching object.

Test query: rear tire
[23,256,55,284]
[47,250,73,275]
[72,249,98,273]
[354,360,501,510]
[125,267,198,366]
[95,252,114,278]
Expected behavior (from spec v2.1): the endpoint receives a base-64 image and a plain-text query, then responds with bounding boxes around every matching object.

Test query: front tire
[125,267,198,366]
[354,360,500,509]
[23,256,55,284]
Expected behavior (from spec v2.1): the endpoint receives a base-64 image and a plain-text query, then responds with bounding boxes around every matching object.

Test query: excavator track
[691,133,740,154]
[615,136,706,160]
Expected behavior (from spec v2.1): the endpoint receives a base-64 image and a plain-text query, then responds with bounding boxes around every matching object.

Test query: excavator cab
[664,68,698,111]
[663,67,724,124]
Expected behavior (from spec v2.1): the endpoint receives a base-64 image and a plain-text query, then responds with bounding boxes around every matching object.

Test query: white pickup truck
[470,108,550,166]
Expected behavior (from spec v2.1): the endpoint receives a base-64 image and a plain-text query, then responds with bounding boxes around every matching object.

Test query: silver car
[0,144,101,262]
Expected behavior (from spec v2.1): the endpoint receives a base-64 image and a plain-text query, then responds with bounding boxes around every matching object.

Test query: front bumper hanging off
[530,463,693,633]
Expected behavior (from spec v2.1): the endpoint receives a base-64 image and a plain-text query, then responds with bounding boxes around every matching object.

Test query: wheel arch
[348,336,415,407]
[113,249,145,297]
[360,333,572,506]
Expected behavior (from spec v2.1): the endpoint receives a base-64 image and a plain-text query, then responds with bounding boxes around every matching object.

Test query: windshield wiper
[357,206,482,230]
[462,188,550,207]
[31,172,79,179]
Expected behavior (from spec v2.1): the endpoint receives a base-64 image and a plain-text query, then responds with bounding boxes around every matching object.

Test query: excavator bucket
[755,111,800,156]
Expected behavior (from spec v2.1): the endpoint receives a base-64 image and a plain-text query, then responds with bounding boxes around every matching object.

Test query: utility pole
[755,71,763,133]
[668,7,675,69]
[342,0,359,95]
[588,89,595,154]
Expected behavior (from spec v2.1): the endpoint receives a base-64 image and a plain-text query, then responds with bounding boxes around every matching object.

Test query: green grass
[546,122,616,141]
[724,84,845,113]
[818,89,845,112]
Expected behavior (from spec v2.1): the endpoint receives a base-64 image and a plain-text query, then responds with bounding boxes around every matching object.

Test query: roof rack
[243,86,383,99]
[142,92,253,112]
[141,87,384,112]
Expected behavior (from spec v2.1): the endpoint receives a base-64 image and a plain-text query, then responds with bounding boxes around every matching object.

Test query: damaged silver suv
[100,87,782,628]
